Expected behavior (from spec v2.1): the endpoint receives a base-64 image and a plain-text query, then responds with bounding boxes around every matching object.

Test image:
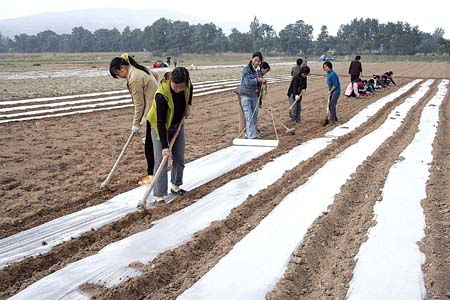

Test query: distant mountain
[0,8,247,37]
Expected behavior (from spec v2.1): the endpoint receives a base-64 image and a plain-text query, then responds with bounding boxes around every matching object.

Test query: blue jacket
[239,63,259,98]
[326,70,341,94]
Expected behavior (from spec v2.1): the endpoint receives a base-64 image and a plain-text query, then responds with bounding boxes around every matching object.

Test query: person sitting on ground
[344,80,361,98]
[287,66,311,123]
[365,79,376,95]
[239,52,267,139]
[356,79,367,95]
[348,55,362,82]
[384,71,397,86]
[148,67,193,202]
[291,58,303,77]
[382,74,391,87]
[373,74,386,88]
[109,53,159,185]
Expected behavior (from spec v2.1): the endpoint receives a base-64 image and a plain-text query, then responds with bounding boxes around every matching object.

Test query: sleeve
[155,93,169,149]
[150,70,159,82]
[128,77,146,127]
[354,83,360,97]
[304,77,307,90]
[242,67,258,88]
[188,82,193,105]
[359,62,362,73]
[292,76,300,96]
[348,62,352,74]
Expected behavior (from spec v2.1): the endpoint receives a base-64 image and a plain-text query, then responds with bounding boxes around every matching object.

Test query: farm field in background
[0,54,449,299]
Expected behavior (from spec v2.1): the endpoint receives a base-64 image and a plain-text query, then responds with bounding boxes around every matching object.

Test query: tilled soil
[421,85,450,299]
[1,60,449,299]
[91,80,419,300]
[1,61,449,101]
[267,81,443,299]
[0,73,407,297]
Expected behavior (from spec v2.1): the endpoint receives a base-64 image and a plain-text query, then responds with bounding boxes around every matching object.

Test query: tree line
[1,17,449,56]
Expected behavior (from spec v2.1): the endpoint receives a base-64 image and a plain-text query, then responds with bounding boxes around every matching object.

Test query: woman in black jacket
[287,66,310,123]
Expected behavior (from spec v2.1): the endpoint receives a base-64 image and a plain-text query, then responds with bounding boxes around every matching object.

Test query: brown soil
[421,84,450,299]
[267,81,441,299]
[1,59,449,299]
[92,80,420,300]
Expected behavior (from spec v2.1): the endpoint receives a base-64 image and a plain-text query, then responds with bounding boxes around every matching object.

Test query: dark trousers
[145,121,155,175]
[328,91,340,123]
[351,74,360,82]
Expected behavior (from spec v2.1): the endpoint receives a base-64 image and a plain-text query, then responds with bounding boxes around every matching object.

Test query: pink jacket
[344,82,360,97]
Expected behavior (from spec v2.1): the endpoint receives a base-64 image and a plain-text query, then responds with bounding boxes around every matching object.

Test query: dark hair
[323,61,333,69]
[252,51,263,61]
[299,66,310,75]
[260,61,270,70]
[109,55,150,78]
[171,67,190,85]
[355,78,362,83]
[355,55,361,60]
[296,58,303,66]
[368,79,375,84]
[388,71,393,75]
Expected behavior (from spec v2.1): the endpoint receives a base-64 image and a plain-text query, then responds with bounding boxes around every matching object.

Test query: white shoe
[155,196,165,203]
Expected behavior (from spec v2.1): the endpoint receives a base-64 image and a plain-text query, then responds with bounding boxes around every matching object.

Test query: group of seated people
[345,71,397,98]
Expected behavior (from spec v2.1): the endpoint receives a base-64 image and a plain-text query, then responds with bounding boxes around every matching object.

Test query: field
[0,54,449,299]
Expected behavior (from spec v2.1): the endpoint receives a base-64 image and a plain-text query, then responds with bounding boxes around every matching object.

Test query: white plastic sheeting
[0,76,292,123]
[0,145,274,269]
[0,62,299,80]
[0,95,131,112]
[10,81,419,300]
[178,80,433,300]
[346,80,449,300]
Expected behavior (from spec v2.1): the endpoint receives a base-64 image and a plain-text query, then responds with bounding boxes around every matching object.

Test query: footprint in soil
[0,176,15,185]
[4,181,20,191]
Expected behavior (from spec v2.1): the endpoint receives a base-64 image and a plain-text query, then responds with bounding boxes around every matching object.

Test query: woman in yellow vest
[109,53,159,185]
[148,67,192,202]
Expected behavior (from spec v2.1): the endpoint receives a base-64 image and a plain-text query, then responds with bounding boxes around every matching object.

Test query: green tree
[316,25,331,54]
[190,23,227,53]
[143,18,172,53]
[279,20,313,55]
[68,27,93,52]
[93,28,121,52]
[36,30,60,52]
[0,32,10,52]
[228,28,252,52]
[166,21,193,55]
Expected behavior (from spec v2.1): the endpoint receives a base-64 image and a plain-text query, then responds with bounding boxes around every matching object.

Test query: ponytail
[109,53,149,78]
[127,55,150,75]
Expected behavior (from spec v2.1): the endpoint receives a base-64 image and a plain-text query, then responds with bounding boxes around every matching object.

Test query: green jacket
[147,79,191,139]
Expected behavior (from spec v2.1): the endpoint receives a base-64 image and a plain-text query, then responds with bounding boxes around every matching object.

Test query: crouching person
[148,67,193,202]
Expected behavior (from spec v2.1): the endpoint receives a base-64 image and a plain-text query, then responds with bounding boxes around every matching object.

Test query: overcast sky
[1,0,448,38]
